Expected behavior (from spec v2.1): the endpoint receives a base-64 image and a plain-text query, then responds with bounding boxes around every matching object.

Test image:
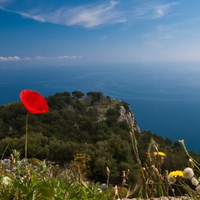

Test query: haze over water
[1,64,200,153]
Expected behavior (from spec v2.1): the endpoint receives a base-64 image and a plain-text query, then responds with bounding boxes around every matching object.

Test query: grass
[0,150,115,200]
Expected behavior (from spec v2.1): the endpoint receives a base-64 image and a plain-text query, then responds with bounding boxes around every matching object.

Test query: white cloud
[0,55,82,61]
[34,55,82,60]
[0,1,180,28]
[23,57,32,60]
[0,56,20,61]
[117,18,127,22]
[154,2,178,18]
[64,1,120,27]
[57,55,82,59]
[134,2,178,19]
[1,1,124,28]
[35,56,47,60]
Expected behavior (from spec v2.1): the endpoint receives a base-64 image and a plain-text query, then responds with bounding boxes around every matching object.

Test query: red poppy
[20,90,49,114]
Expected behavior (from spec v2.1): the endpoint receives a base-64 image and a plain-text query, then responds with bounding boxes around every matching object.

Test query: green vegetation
[1,91,200,199]
[72,91,84,99]
[0,150,114,199]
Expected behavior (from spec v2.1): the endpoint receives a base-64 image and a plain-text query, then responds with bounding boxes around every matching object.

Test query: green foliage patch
[0,91,199,187]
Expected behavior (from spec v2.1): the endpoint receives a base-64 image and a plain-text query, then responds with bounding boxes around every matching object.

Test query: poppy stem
[25,112,29,160]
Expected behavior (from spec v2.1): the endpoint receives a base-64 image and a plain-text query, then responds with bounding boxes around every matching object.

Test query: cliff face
[80,93,135,127]
[118,105,134,126]
[118,105,141,133]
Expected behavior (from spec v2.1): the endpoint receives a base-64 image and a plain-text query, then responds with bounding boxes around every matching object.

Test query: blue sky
[1,0,200,66]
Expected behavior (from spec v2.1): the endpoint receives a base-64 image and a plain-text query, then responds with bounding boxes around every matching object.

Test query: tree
[72,91,84,99]
[86,92,103,104]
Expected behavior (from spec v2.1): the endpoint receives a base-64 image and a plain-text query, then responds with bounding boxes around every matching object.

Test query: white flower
[168,176,176,184]
[183,167,194,179]
[2,176,12,186]
[196,185,200,194]
[1,159,11,168]
[191,177,199,186]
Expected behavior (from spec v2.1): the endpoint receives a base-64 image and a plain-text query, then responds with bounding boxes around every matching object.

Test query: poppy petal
[20,90,49,114]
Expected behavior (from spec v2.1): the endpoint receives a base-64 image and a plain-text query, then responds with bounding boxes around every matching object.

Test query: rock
[118,106,134,126]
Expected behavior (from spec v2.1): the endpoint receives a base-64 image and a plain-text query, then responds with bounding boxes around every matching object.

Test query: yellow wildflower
[169,170,183,178]
[153,152,166,157]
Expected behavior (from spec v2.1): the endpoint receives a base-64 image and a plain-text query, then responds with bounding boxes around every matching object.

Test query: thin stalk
[107,173,110,188]
[106,166,110,188]
[130,124,141,165]
[130,120,148,198]
[1,143,10,160]
[179,140,200,171]
[25,112,29,160]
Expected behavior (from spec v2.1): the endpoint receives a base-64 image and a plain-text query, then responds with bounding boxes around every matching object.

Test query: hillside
[0,91,199,184]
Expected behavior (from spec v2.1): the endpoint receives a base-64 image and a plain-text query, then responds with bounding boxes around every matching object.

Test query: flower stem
[25,112,29,160]
[179,140,200,171]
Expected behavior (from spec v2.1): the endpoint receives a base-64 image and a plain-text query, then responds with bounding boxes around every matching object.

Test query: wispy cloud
[0,1,125,28]
[134,2,178,19]
[153,2,179,18]
[143,23,181,47]
[0,1,180,28]
[100,35,108,40]
[0,55,82,61]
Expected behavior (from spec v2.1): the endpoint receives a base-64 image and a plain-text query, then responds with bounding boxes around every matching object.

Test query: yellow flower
[169,170,183,178]
[153,152,166,157]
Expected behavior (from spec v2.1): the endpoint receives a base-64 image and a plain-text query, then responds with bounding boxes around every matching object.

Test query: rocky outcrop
[118,105,141,133]
[118,106,134,126]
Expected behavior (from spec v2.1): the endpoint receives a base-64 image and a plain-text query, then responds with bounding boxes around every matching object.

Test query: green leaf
[40,186,55,198]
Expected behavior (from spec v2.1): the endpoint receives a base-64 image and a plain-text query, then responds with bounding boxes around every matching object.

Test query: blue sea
[1,63,200,153]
